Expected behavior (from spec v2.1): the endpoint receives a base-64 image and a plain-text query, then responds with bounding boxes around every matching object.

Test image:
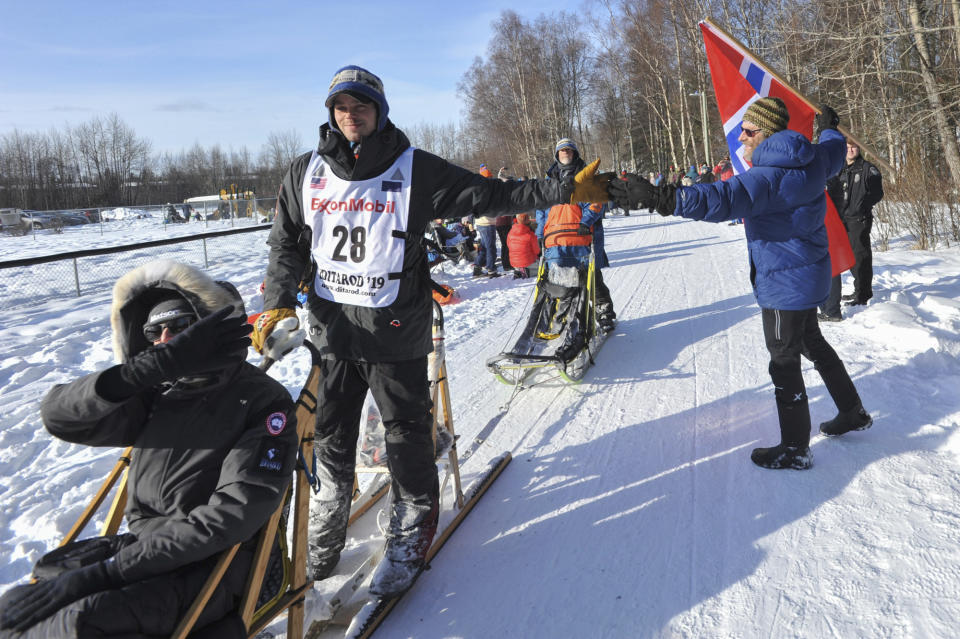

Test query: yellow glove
[571,158,615,204]
[251,308,298,354]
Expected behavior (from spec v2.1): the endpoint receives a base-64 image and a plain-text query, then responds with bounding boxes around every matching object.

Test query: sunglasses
[143,315,196,342]
[740,126,764,138]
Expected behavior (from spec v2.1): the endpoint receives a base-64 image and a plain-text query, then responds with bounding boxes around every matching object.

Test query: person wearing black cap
[253,64,610,597]
[609,99,872,471]
[0,260,297,638]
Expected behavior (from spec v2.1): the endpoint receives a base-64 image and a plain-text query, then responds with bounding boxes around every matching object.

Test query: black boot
[369,497,438,598]
[752,398,812,470]
[750,444,812,470]
[815,360,865,428]
[820,403,872,436]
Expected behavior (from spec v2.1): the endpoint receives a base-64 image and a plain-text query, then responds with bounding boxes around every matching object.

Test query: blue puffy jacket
[673,129,845,310]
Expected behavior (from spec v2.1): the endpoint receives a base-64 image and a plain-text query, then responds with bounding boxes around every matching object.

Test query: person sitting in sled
[537,137,616,333]
[0,260,297,639]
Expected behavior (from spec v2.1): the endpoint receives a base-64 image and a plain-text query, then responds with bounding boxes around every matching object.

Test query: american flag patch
[381,180,401,192]
[310,177,327,189]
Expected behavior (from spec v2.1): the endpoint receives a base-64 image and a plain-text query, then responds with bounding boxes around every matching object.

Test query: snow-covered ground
[1,210,958,638]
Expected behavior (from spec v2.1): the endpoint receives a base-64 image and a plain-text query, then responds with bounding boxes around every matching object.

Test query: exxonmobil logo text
[311,197,396,214]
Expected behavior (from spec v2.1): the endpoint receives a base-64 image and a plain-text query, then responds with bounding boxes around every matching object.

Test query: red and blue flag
[699,19,853,276]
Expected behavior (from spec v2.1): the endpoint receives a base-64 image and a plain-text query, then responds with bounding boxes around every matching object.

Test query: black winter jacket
[264,122,571,361]
[40,363,297,584]
[830,155,883,221]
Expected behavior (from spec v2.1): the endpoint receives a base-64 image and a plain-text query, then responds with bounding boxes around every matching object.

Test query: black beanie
[145,295,195,326]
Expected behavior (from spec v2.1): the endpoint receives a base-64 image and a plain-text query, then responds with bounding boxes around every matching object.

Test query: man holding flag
[609,100,872,470]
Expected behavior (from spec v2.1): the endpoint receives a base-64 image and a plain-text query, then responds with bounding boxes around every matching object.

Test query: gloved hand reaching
[251,307,298,354]
[0,560,121,631]
[608,174,656,211]
[121,305,251,389]
[566,159,615,204]
[608,175,677,217]
[815,105,840,141]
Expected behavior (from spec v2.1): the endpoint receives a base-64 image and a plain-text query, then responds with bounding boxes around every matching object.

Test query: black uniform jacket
[264,122,570,362]
[40,363,297,584]
[832,155,883,221]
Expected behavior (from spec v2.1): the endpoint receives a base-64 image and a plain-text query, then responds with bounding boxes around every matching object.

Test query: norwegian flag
[699,19,854,276]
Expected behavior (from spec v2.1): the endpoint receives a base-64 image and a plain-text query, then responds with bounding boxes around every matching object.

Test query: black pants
[496,223,512,270]
[845,215,873,302]
[0,549,251,638]
[315,356,438,512]
[595,268,614,318]
[820,274,842,317]
[761,308,862,446]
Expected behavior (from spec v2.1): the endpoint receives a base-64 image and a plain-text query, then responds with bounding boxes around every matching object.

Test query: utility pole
[689,90,711,165]
[698,90,710,165]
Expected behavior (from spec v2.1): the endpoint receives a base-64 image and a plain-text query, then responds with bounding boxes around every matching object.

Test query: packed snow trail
[1,212,959,638]
[367,211,960,639]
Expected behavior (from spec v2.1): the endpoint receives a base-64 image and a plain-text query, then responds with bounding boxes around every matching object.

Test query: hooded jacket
[538,153,610,269]
[506,216,541,269]
[40,260,297,584]
[672,128,846,310]
[263,122,569,362]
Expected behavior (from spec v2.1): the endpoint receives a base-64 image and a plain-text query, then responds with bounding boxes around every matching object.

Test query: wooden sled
[58,341,325,639]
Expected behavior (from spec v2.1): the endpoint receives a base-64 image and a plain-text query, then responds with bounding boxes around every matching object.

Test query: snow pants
[594,268,614,319]
[308,356,439,574]
[845,215,873,302]
[761,308,862,447]
[0,546,252,639]
[495,223,512,270]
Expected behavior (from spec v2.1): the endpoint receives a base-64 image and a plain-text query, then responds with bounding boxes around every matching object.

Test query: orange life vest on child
[543,204,592,248]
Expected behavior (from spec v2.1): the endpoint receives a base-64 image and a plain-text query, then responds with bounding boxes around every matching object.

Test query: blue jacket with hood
[673,128,845,310]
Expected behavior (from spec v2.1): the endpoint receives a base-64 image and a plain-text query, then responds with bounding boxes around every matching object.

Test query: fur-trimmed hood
[111,259,245,363]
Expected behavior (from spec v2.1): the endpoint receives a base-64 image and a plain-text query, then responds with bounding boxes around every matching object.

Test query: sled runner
[486,247,608,386]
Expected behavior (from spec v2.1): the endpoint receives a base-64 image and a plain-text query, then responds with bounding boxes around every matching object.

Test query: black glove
[576,224,591,236]
[653,184,678,217]
[607,174,657,211]
[121,305,251,389]
[815,105,840,140]
[0,561,121,631]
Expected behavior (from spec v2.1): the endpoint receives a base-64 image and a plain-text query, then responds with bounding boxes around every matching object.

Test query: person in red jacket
[506,213,540,278]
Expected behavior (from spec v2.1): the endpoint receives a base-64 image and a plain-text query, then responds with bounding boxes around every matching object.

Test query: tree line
[0,114,304,212]
[4,1,960,247]
[452,0,960,248]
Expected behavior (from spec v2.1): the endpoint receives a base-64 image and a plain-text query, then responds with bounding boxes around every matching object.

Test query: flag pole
[702,17,896,179]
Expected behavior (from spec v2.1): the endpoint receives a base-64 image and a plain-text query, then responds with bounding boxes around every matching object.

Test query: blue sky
[0,0,586,155]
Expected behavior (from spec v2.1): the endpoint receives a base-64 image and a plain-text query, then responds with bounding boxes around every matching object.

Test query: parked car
[55,211,91,226]
[17,210,88,229]
[1,208,21,229]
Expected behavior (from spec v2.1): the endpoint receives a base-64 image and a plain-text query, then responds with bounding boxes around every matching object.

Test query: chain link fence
[1,197,278,238]
[0,226,272,311]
